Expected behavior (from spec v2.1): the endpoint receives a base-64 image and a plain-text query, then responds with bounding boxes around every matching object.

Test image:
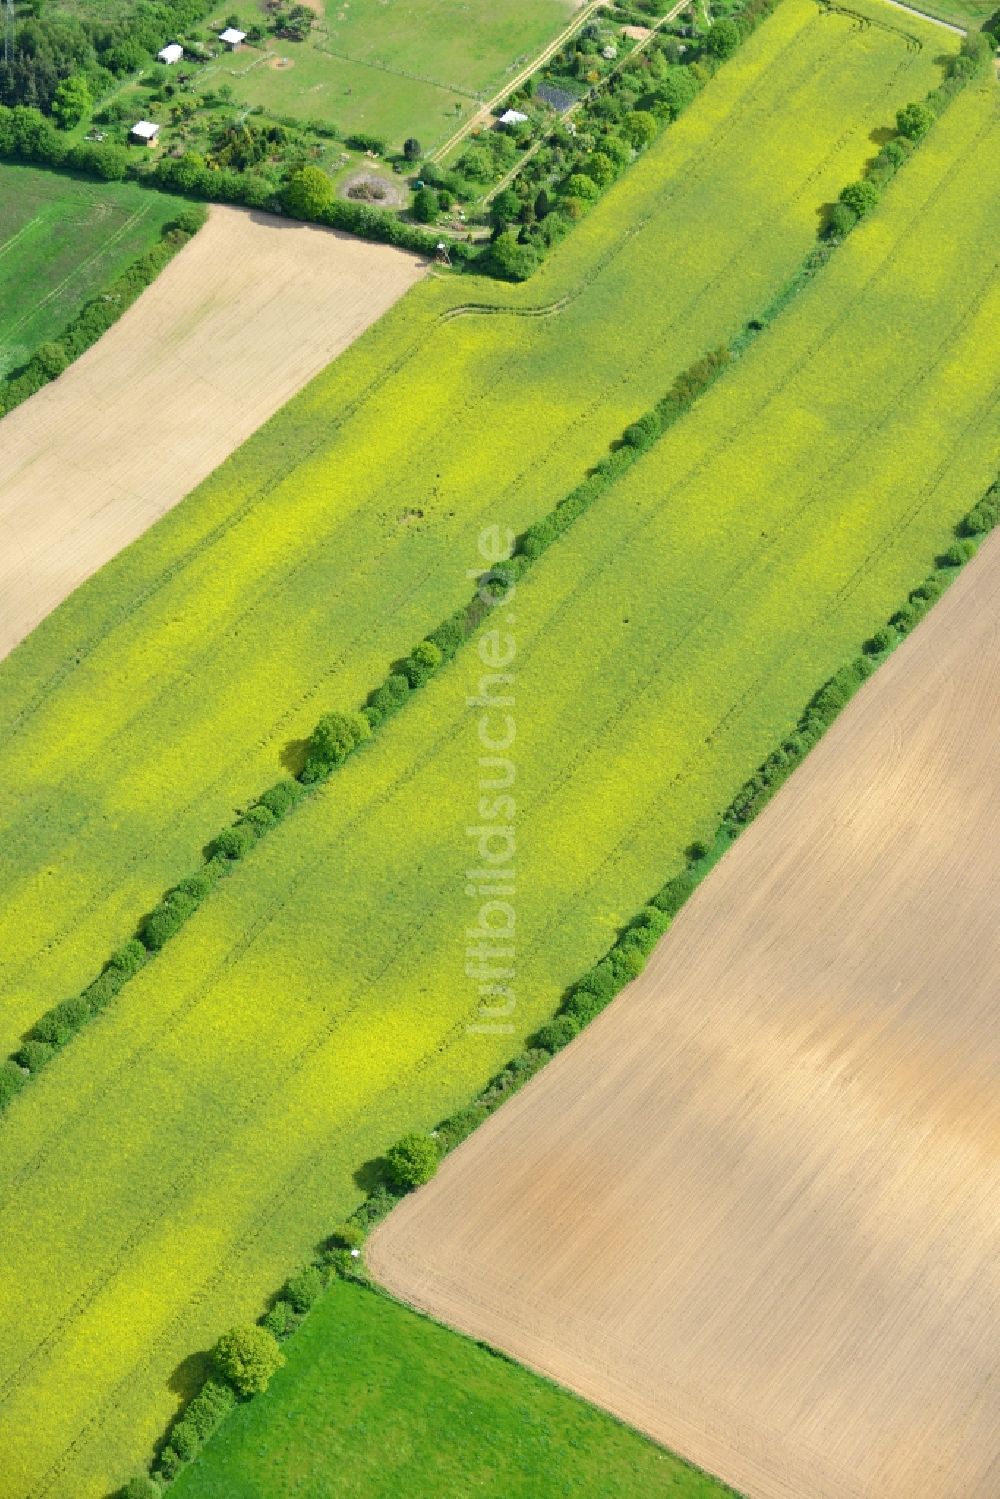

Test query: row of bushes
[0,206,205,418]
[825,31,994,241]
[121,449,999,1489]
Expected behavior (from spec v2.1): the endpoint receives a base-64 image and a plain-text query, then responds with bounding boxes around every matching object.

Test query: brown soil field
[370,526,1000,1499]
[0,205,424,661]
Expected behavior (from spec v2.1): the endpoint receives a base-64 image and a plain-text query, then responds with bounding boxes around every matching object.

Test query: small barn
[498,108,528,127]
[219,26,246,49]
[157,42,183,64]
[129,120,160,147]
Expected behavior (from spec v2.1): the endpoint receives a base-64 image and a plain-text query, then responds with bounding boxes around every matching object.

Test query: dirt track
[0,205,424,660]
[370,526,1000,1499]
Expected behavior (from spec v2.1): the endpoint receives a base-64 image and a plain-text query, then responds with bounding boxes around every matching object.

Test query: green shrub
[363,673,411,731]
[562,987,608,1025]
[210,822,259,861]
[839,179,880,218]
[15,1039,54,1072]
[707,18,742,58]
[961,485,1000,536]
[120,1476,160,1499]
[826,201,858,239]
[864,624,897,655]
[261,1299,298,1338]
[489,229,540,282]
[942,538,978,567]
[257,778,303,819]
[434,1103,490,1152]
[327,1221,365,1250]
[33,993,92,1045]
[166,1419,200,1463]
[427,614,467,661]
[283,164,334,219]
[346,131,387,154]
[213,1325,285,1398]
[532,1014,580,1053]
[401,639,444,689]
[174,869,214,901]
[82,970,120,1011]
[323,1245,367,1281]
[284,1265,324,1313]
[384,1132,440,1191]
[183,1378,235,1438]
[653,868,696,916]
[624,905,670,953]
[896,100,935,141]
[0,1060,27,1110]
[412,186,439,223]
[301,709,372,781]
[107,938,148,979]
[167,205,207,236]
[238,803,277,835]
[140,888,198,951]
[622,409,661,450]
[157,1445,184,1481]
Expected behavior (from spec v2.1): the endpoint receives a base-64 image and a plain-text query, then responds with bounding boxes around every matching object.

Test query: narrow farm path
[0,206,425,663]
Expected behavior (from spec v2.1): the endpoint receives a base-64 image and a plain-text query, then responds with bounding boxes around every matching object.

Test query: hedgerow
[824,32,993,243]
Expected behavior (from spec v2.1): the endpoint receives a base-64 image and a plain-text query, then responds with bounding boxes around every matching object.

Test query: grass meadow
[184,0,578,148]
[0,41,996,1499]
[0,165,178,377]
[0,0,946,1064]
[169,1281,733,1498]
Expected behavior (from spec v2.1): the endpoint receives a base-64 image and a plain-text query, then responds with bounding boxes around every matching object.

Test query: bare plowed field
[0,206,424,659]
[370,525,1000,1499]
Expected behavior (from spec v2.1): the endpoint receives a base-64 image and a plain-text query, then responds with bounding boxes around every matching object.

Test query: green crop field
[0,0,946,1063]
[0,165,178,377]
[169,1281,732,1498]
[0,36,997,1499]
[905,0,997,29]
[173,0,580,149]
